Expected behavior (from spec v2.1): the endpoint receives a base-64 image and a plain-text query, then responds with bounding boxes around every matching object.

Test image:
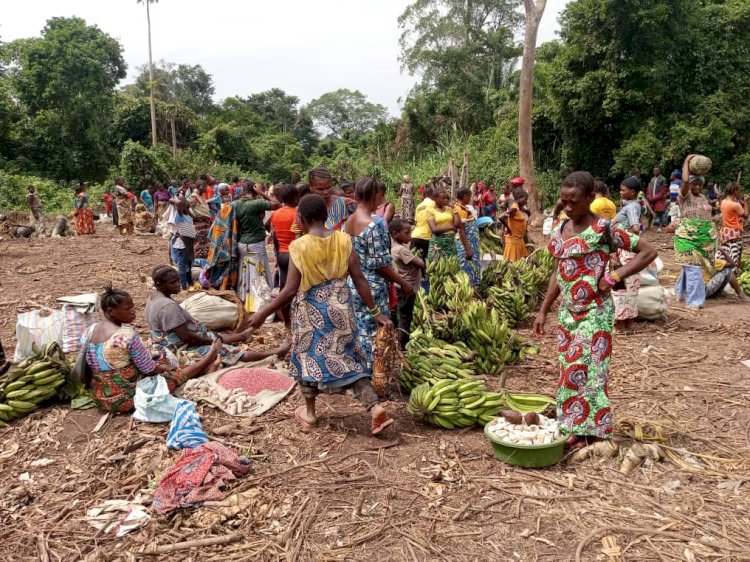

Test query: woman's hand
[598,276,613,293]
[246,313,264,331]
[374,313,393,328]
[466,249,474,261]
[533,312,547,336]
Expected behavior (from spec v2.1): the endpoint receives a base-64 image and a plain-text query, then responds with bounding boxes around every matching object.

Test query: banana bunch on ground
[738,256,750,275]
[479,227,504,257]
[0,342,69,426]
[738,271,750,294]
[407,379,505,429]
[400,331,476,390]
[486,286,530,328]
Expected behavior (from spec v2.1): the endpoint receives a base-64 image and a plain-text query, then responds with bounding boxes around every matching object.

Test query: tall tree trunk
[170,113,177,155]
[146,1,158,147]
[519,0,547,226]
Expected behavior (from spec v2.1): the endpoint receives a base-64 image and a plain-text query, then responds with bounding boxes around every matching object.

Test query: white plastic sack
[639,257,664,287]
[14,309,64,362]
[637,285,667,321]
[181,292,239,331]
[133,376,182,423]
[244,277,275,324]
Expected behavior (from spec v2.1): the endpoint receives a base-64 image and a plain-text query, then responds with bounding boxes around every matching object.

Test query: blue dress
[348,216,392,367]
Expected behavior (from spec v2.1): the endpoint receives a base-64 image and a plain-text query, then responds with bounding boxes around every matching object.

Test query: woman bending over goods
[612,176,644,332]
[534,171,656,449]
[146,265,288,366]
[345,178,413,367]
[84,285,222,413]
[247,194,394,435]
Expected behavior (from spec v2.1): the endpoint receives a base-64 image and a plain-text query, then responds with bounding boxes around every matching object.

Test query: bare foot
[205,339,222,363]
[371,405,394,435]
[294,405,317,430]
[737,294,750,302]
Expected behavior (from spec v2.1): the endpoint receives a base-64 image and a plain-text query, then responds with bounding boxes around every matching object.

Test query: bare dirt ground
[1,224,749,561]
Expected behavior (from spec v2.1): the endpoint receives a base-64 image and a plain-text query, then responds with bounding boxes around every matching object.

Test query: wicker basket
[689,155,712,176]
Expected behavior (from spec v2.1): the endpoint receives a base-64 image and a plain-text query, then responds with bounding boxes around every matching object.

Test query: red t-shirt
[271,206,298,253]
[205,185,215,200]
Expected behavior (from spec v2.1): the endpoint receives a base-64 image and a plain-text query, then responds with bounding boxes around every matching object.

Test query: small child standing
[389,218,424,348]
[168,200,196,290]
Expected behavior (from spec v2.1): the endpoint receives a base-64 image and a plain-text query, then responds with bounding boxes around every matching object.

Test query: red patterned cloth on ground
[152,442,252,515]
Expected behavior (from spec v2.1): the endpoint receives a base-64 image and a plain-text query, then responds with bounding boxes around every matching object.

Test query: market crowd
[24,153,746,450]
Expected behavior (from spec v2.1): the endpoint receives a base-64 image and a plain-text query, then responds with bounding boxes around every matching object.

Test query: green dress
[548,218,639,438]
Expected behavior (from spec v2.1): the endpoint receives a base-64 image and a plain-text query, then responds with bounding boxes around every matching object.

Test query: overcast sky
[2,0,570,115]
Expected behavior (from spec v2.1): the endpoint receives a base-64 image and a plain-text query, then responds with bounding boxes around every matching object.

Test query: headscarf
[509,177,525,186]
[688,175,705,185]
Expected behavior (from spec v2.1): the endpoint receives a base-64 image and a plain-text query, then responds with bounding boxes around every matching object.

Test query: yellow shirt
[590,197,617,220]
[412,198,436,240]
[288,231,352,292]
[426,205,454,228]
[454,203,475,222]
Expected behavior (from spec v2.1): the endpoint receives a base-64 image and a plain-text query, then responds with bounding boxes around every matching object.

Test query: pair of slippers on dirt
[294,406,393,436]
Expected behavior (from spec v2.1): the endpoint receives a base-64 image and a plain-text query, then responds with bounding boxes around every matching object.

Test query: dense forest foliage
[1,0,749,211]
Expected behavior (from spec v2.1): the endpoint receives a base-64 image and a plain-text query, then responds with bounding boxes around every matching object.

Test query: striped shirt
[172,214,196,249]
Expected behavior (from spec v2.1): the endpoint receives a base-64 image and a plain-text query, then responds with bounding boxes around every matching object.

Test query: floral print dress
[348,216,392,367]
[84,325,186,413]
[549,218,639,438]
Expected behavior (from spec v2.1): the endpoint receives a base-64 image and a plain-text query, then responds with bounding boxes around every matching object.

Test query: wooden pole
[145,0,157,147]
[460,149,469,188]
[170,114,177,156]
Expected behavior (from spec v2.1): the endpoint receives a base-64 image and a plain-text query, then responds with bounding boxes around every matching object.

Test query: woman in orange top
[270,183,299,324]
[501,188,529,262]
[717,182,748,269]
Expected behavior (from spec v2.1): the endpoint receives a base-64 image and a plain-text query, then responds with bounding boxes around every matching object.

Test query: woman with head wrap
[674,156,717,309]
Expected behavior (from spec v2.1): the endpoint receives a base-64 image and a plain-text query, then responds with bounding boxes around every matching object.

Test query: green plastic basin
[484,423,566,468]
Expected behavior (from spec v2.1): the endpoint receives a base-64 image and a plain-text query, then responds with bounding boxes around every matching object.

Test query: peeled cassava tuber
[501,410,523,424]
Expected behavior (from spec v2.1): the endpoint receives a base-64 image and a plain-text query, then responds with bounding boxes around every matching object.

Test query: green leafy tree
[306,89,388,137]
[247,89,318,153]
[129,60,215,115]
[6,17,126,181]
[398,0,522,140]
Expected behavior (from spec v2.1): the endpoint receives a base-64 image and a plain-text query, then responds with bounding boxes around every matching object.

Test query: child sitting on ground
[246,194,394,435]
[389,218,423,349]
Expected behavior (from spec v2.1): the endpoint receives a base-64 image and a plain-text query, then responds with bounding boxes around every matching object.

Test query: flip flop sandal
[294,405,317,432]
[371,412,394,436]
